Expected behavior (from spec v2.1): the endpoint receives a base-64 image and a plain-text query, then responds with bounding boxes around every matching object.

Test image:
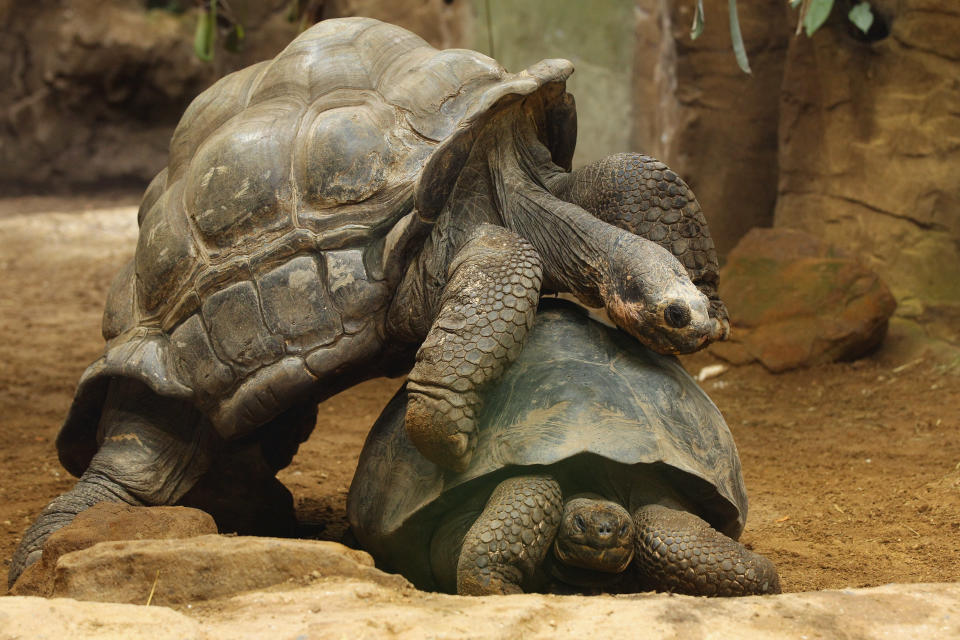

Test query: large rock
[774,0,960,339]
[43,535,410,606]
[10,502,217,598]
[2,581,960,639]
[715,228,896,371]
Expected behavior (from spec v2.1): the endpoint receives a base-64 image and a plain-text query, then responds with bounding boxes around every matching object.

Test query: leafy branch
[188,0,322,61]
[692,0,876,74]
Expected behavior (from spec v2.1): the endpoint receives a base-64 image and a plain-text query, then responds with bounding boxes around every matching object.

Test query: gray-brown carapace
[348,300,777,597]
[9,18,728,585]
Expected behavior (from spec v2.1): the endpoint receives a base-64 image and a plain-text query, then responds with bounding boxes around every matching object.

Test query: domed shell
[348,300,748,569]
[57,17,576,477]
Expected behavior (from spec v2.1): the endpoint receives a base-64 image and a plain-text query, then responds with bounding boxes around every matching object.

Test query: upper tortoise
[9,18,728,585]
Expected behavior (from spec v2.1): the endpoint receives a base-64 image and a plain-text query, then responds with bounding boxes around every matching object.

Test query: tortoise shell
[348,299,747,587]
[57,17,575,476]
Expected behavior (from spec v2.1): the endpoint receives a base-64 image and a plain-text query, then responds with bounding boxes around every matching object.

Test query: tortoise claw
[405,387,478,472]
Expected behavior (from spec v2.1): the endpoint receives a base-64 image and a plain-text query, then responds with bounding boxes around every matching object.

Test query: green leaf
[803,0,834,37]
[848,1,874,34]
[728,0,752,74]
[194,10,215,61]
[225,23,245,53]
[691,0,705,40]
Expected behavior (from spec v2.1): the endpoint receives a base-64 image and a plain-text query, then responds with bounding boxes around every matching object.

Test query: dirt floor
[1,195,958,595]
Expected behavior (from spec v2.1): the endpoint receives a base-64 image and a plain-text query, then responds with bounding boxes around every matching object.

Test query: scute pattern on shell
[57,17,575,474]
[348,300,748,586]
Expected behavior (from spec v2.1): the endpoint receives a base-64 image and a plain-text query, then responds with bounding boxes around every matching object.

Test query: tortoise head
[602,234,720,354]
[553,496,635,574]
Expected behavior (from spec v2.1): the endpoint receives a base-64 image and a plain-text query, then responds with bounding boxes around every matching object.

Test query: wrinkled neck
[502,179,617,306]
[429,107,621,306]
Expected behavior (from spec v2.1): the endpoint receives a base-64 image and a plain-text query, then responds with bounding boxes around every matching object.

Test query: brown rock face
[10,502,217,597]
[717,228,896,372]
[0,0,467,192]
[775,1,960,322]
[632,0,791,257]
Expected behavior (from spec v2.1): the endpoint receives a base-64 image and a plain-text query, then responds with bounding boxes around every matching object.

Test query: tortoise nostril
[664,303,691,328]
[595,519,615,537]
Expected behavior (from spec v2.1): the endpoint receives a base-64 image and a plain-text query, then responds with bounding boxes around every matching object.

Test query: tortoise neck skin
[489,108,716,355]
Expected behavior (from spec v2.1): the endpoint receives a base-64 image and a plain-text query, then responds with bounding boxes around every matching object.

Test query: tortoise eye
[664,303,691,328]
[573,514,586,531]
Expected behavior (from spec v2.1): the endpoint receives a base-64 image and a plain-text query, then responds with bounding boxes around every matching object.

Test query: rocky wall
[467,0,636,168]
[632,0,792,258]
[774,0,960,343]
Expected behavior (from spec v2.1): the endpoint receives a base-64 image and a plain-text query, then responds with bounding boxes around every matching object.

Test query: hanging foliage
[691,0,877,74]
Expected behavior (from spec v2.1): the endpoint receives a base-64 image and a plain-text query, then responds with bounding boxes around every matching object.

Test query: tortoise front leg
[549,153,729,338]
[405,223,542,471]
[457,476,563,595]
[632,504,781,596]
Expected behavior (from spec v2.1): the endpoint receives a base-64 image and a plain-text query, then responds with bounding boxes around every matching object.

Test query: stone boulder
[43,535,410,606]
[774,0,960,340]
[10,502,217,598]
[713,228,896,372]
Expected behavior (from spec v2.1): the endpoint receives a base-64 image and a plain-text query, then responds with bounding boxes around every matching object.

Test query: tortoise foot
[405,384,477,472]
[633,504,781,596]
[405,224,542,472]
[9,471,143,587]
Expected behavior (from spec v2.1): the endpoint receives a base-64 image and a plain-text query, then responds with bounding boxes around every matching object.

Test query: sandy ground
[1,196,958,594]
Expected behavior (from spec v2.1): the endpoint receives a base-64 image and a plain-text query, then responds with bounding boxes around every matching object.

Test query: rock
[717,228,896,372]
[46,535,411,606]
[10,502,217,598]
[2,581,960,639]
[0,0,469,192]
[774,0,960,334]
[0,596,200,640]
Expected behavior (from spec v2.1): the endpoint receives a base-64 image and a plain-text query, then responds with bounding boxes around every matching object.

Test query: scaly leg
[457,475,563,595]
[632,504,781,596]
[405,223,542,471]
[8,378,211,586]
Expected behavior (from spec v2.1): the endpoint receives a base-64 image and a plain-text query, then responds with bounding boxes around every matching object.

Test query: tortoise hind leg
[632,504,781,596]
[456,475,563,595]
[179,401,316,538]
[8,378,212,587]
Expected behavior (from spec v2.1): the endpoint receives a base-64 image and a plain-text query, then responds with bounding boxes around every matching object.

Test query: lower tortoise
[349,300,779,596]
[10,17,729,585]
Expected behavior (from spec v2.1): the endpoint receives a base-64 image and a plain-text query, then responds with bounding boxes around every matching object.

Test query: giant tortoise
[349,300,778,596]
[10,17,728,584]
